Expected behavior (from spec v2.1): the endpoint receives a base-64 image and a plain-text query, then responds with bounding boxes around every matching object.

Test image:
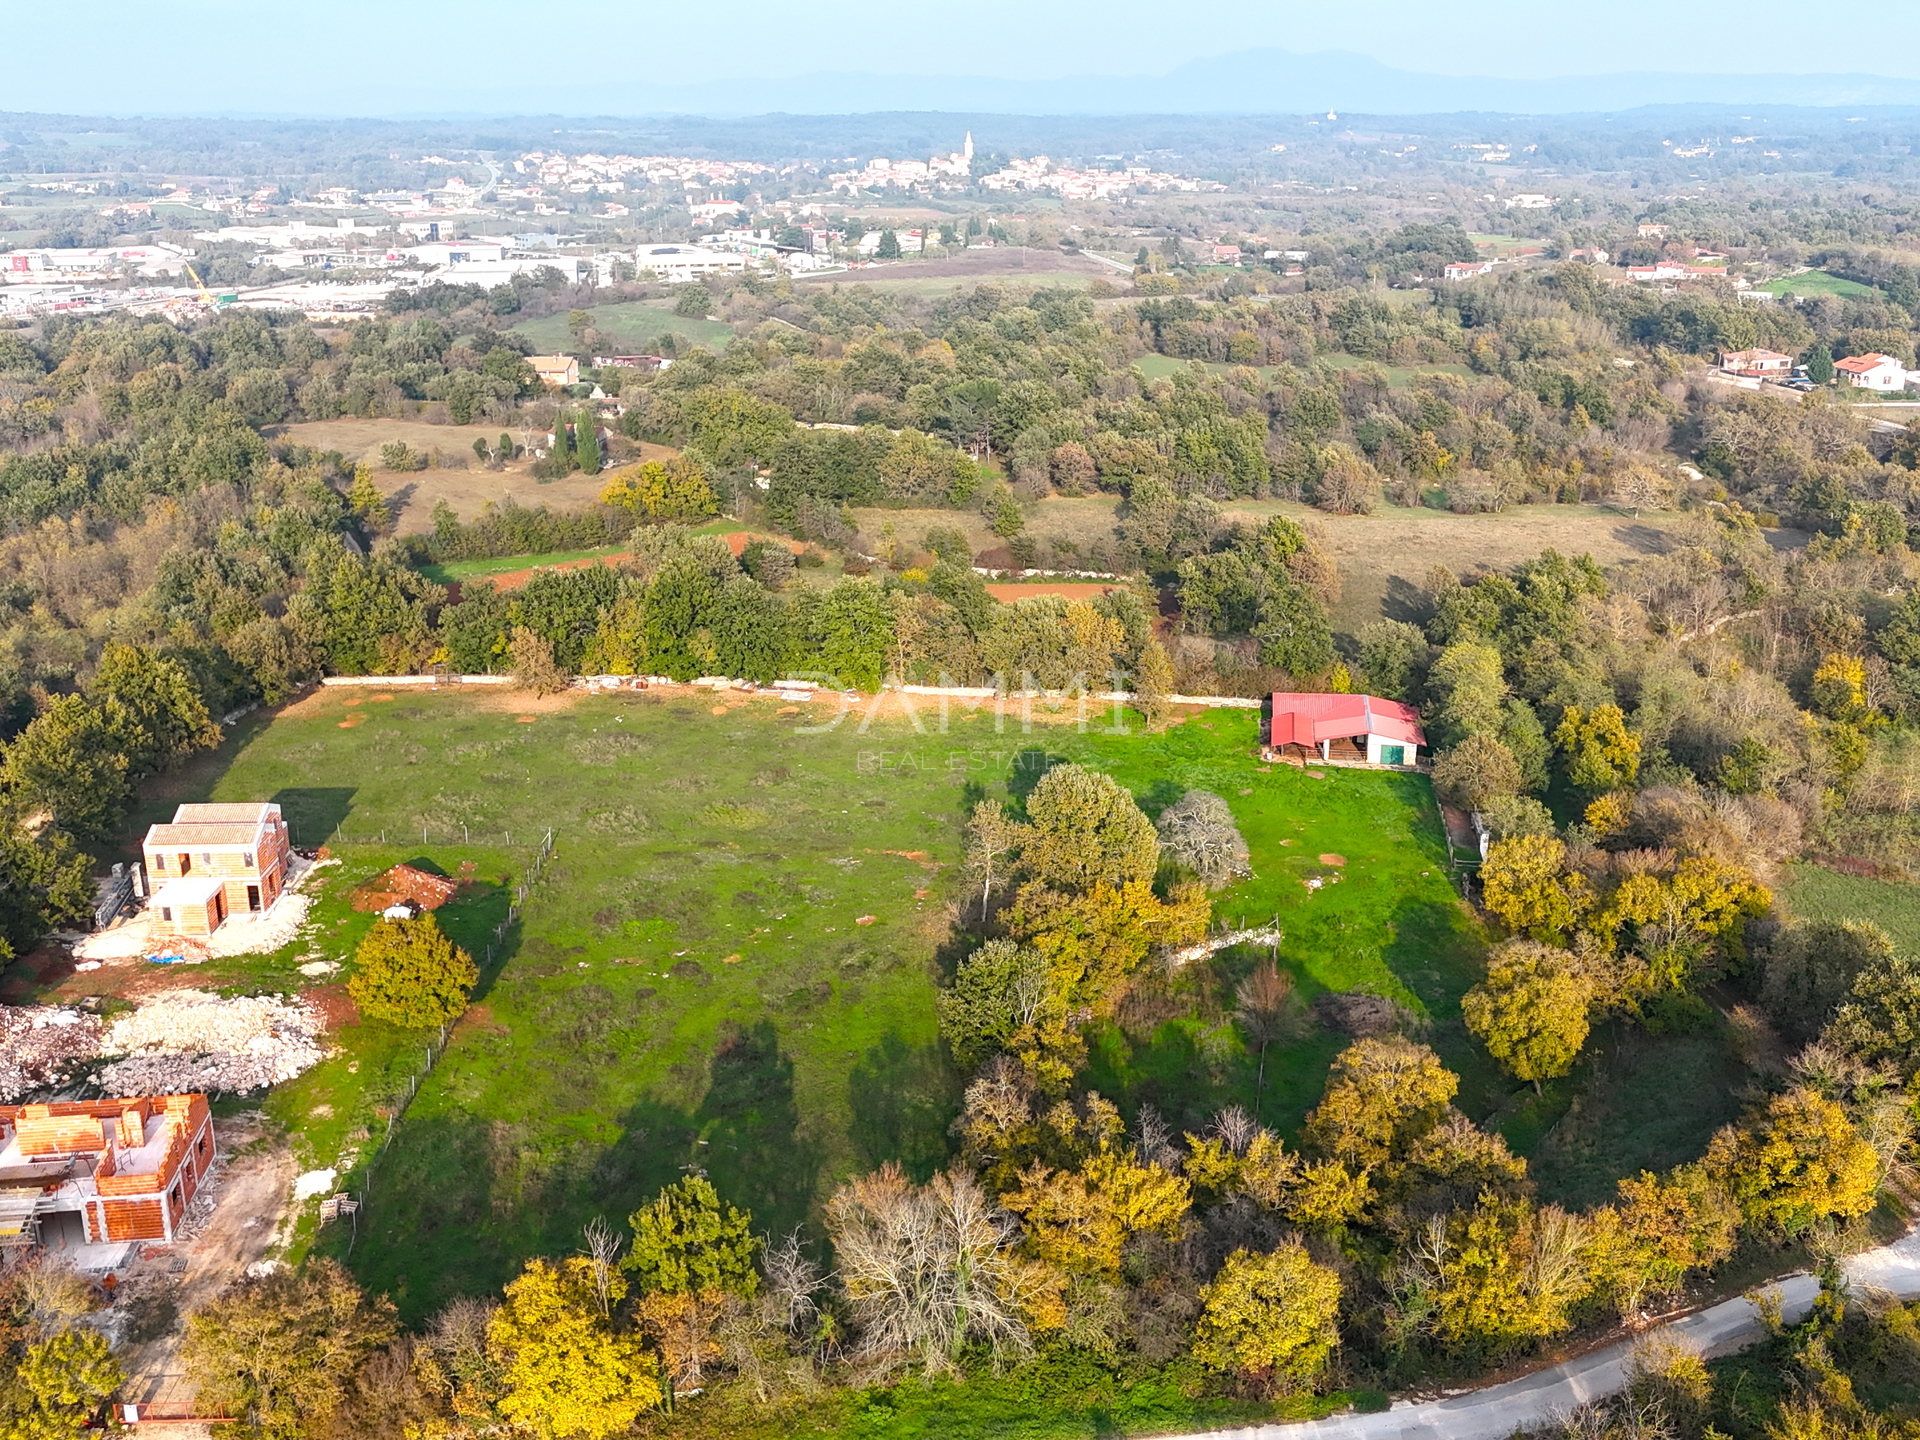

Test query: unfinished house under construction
[0,1095,214,1252]
[143,802,293,938]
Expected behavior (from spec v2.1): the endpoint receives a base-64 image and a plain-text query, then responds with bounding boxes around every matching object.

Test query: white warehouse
[634,245,750,282]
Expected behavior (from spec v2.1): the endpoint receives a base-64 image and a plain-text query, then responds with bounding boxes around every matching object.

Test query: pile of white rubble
[0,1008,108,1102]
[96,991,325,1096]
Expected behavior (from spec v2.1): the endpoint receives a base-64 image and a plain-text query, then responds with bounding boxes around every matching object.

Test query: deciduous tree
[1304,1037,1458,1169]
[1554,703,1641,792]
[824,1164,1037,1376]
[1706,1088,1879,1235]
[1019,764,1160,893]
[1480,834,1595,944]
[1462,940,1594,1090]
[1192,1243,1342,1392]
[1155,789,1250,889]
[489,1258,661,1439]
[183,1259,397,1440]
[348,915,478,1030]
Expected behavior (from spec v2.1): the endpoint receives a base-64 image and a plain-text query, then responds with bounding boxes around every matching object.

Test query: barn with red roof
[1268,692,1426,767]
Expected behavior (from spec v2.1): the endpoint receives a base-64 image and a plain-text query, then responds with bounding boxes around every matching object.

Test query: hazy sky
[11,0,1920,114]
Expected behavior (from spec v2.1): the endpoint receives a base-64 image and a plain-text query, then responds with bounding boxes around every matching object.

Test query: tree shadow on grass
[847,1031,961,1182]
[695,1020,821,1243]
[271,786,356,848]
[346,1020,825,1326]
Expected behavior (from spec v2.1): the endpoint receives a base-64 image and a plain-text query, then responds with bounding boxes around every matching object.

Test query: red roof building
[1269,693,1426,766]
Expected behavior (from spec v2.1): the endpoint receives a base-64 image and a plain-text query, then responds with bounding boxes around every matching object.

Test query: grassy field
[849,495,1701,631]
[43,679,1763,1415]
[420,544,633,585]
[128,687,1485,1324]
[511,301,737,354]
[1780,863,1920,952]
[1757,269,1877,299]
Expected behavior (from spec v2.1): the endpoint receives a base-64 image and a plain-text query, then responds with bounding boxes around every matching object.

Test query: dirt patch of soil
[984,582,1122,601]
[300,983,359,1030]
[116,1118,296,1412]
[1319,853,1347,866]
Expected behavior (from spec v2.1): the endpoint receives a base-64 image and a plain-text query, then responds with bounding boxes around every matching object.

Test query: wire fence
[333,828,558,1255]
[291,823,546,850]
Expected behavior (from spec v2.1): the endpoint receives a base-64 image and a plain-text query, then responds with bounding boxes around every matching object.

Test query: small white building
[1836,353,1910,392]
[1443,259,1495,281]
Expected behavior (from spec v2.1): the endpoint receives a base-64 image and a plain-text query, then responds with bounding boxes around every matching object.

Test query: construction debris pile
[0,1008,107,1102]
[352,864,457,914]
[98,991,325,1095]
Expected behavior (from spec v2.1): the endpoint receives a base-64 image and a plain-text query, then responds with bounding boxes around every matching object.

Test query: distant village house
[1720,348,1794,379]
[529,355,580,388]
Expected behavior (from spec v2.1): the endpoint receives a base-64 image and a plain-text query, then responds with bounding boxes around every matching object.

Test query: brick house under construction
[143,802,292,937]
[0,1095,215,1249]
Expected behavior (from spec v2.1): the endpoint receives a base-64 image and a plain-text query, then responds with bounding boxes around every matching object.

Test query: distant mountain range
[544,49,1920,118]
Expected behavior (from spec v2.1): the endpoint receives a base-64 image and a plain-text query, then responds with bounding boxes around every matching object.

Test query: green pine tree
[576,413,601,474]
[877,229,902,260]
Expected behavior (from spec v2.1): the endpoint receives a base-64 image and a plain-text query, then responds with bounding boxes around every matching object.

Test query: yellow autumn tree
[1811,653,1871,721]
[1303,1036,1458,1169]
[1480,834,1596,944]
[1462,941,1594,1090]
[489,1258,662,1439]
[600,457,718,523]
[1192,1242,1343,1392]
[1706,1088,1879,1235]
[1554,703,1641,792]
[1001,1147,1190,1280]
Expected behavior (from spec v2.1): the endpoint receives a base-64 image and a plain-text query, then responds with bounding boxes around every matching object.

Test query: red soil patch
[721,531,805,558]
[337,716,365,728]
[516,715,538,723]
[301,984,360,1030]
[984,582,1121,601]
[351,864,459,913]
[1319,854,1347,866]
[484,554,629,592]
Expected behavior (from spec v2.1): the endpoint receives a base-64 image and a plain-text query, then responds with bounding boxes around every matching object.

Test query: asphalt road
[1167,1229,1920,1440]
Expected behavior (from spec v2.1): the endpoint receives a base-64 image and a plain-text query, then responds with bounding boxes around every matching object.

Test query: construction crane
[182,260,217,308]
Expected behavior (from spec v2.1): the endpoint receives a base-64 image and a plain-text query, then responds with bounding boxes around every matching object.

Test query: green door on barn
[1380,745,1405,765]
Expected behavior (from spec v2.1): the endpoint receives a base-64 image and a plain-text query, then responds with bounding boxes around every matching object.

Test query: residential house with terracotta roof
[1836,353,1910,392]
[1720,348,1794,379]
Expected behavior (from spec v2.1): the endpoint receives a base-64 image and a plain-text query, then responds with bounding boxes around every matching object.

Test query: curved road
[1173,1230,1920,1440]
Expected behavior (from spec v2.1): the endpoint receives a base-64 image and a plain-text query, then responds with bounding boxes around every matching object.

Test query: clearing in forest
[52,688,1751,1323]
